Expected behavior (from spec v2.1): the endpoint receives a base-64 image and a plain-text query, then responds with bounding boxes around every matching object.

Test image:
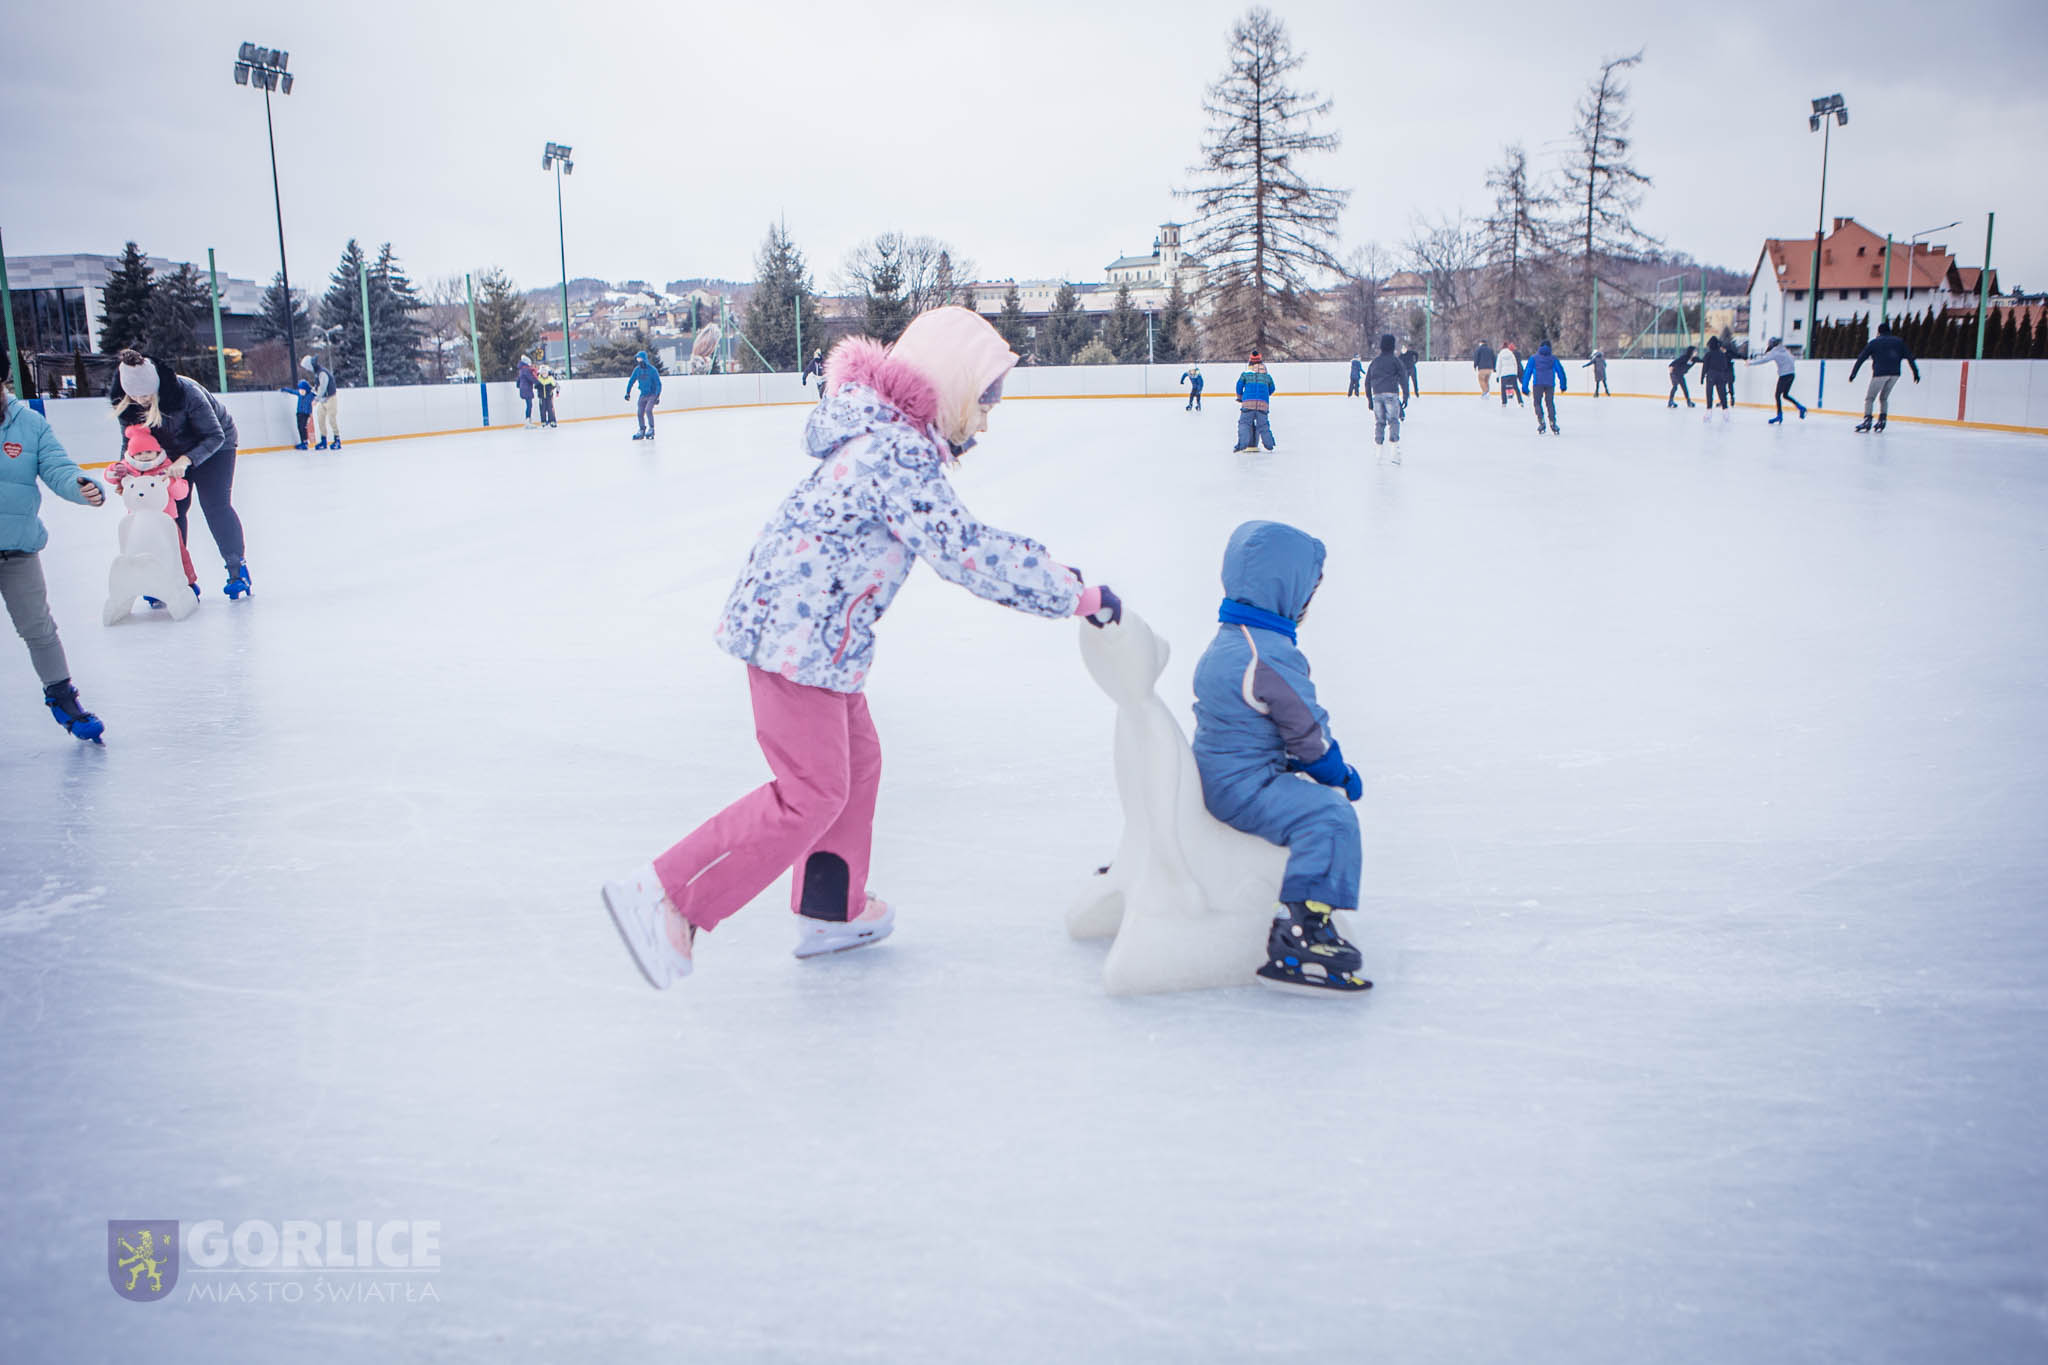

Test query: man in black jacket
[1473,340,1496,397]
[1364,334,1411,457]
[1848,321,1921,432]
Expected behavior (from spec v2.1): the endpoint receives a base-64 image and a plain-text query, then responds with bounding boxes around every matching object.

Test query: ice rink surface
[4,388,2046,1362]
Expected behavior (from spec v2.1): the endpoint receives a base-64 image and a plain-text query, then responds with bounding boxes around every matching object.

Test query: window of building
[1859,290,1870,300]
[1792,319,1802,331]
[1839,290,1850,300]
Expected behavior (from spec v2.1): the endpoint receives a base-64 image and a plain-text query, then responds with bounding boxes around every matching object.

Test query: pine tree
[1180,7,1348,358]
[1157,278,1190,364]
[581,327,664,379]
[862,248,910,343]
[995,284,1030,354]
[743,222,824,371]
[253,271,310,349]
[1041,283,1089,364]
[98,242,155,354]
[320,240,372,386]
[367,243,425,385]
[1561,51,1658,351]
[1102,283,1147,362]
[471,268,542,381]
[142,263,207,369]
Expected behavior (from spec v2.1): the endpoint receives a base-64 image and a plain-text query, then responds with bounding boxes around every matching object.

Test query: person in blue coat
[1,378,109,740]
[1179,364,1204,411]
[1231,353,1276,452]
[278,377,314,449]
[1190,520,1370,993]
[625,351,663,441]
[1522,341,1567,435]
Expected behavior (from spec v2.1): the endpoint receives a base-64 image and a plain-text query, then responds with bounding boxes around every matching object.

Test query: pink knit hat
[886,307,1018,448]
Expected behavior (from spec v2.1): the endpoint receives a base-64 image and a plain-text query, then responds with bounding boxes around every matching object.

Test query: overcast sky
[7,1,2045,298]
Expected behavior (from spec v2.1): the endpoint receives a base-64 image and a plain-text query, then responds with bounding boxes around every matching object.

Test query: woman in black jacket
[108,351,250,599]
[1698,337,1735,418]
[1667,347,1699,408]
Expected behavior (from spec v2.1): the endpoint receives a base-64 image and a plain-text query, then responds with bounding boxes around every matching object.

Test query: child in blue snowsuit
[1191,520,1371,993]
[1232,354,1276,452]
[278,379,314,450]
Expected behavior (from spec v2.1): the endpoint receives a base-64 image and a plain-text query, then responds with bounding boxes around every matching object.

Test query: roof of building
[1751,218,1954,296]
[1954,267,2000,298]
[1106,254,1160,271]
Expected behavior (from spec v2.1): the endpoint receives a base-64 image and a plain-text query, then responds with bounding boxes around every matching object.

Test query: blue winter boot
[43,678,104,743]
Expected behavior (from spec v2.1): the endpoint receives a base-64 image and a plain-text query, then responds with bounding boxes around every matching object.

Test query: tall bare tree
[1334,242,1393,355]
[1482,144,1562,344]
[1181,7,1348,358]
[1403,215,1486,357]
[1561,50,1658,350]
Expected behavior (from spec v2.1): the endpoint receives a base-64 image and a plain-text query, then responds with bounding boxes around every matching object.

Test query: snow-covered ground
[4,391,2045,1362]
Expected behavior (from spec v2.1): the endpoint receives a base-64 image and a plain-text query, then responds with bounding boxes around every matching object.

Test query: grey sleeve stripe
[1253,656,1328,761]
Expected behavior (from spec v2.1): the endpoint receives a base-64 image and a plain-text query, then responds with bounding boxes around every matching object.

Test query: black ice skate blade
[1255,965,1373,996]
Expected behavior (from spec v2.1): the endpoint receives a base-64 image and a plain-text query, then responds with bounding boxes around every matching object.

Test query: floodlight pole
[1803,99,1844,352]
[261,82,298,377]
[554,157,572,379]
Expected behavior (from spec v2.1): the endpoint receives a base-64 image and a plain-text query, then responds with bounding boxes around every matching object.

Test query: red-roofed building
[1747,217,1960,352]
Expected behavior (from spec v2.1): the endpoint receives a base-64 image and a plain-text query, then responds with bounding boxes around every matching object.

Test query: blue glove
[1084,585,1123,629]
[1341,766,1362,802]
[1298,741,1348,788]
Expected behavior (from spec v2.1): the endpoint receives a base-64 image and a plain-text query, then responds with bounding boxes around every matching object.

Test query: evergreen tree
[995,284,1030,354]
[320,239,372,386]
[743,222,823,371]
[252,271,310,348]
[142,263,207,369]
[862,248,910,343]
[471,267,542,381]
[367,243,425,385]
[1102,283,1147,362]
[582,327,664,379]
[98,241,155,354]
[1156,278,1190,364]
[1180,7,1348,358]
[1041,283,1089,364]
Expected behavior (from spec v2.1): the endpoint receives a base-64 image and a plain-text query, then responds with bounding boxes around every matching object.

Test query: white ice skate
[793,894,895,959]
[601,865,694,988]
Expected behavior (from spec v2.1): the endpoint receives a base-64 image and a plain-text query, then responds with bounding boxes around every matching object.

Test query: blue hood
[1220,520,1325,621]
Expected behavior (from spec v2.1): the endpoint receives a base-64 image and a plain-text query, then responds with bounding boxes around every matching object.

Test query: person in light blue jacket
[625,351,663,441]
[1,381,108,740]
[1190,520,1370,994]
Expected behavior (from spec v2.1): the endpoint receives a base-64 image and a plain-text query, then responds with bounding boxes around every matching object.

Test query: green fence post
[793,296,802,373]
[0,226,21,398]
[1974,212,1995,361]
[465,271,488,426]
[207,248,229,392]
[359,263,375,387]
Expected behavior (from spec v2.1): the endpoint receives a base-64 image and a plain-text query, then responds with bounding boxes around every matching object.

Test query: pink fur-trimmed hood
[824,337,940,431]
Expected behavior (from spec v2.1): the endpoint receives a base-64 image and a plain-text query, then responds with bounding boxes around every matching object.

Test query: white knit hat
[118,356,160,400]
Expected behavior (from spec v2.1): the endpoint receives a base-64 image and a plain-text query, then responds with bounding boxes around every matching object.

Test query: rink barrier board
[41,356,2048,466]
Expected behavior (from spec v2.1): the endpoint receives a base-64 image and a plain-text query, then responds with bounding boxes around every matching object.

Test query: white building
[1747,218,1958,352]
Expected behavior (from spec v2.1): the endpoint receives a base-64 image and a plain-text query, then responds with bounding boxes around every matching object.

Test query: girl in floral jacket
[602,307,1122,986]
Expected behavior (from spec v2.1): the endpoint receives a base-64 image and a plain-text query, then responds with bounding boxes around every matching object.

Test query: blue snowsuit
[1190,521,1362,909]
[1233,368,1276,450]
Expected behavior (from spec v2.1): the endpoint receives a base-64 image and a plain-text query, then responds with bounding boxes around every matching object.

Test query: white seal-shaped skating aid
[1071,609,1287,994]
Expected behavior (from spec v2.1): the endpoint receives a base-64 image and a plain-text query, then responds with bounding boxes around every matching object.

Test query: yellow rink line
[71,386,2046,469]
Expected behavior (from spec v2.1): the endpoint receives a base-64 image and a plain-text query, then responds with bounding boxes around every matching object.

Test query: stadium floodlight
[542,143,576,378]
[233,40,302,378]
[1801,93,1849,349]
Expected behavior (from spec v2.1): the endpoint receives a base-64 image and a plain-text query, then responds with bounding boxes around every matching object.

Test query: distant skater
[536,365,559,428]
[1473,339,1495,397]
[1848,321,1921,433]
[1749,338,1806,424]
[1346,354,1363,398]
[1180,364,1204,411]
[1667,347,1698,407]
[1399,345,1420,407]
[626,350,662,441]
[1582,349,1610,396]
[1364,334,1410,460]
[1523,340,1566,435]
[1699,337,1735,419]
[1496,341,1523,407]
[1232,353,1276,452]
[802,349,825,399]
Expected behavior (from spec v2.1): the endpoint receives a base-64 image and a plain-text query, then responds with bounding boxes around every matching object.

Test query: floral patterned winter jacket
[715,350,1084,693]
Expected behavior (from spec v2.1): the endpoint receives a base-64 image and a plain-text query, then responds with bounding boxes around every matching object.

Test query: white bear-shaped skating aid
[1071,610,1288,994]
[103,470,196,625]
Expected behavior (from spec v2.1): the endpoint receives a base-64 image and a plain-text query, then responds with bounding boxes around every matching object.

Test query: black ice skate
[1874,418,1887,432]
[1855,418,1874,433]
[1255,901,1371,995]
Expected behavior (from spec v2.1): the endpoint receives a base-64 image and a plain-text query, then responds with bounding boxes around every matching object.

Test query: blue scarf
[1218,598,1296,641]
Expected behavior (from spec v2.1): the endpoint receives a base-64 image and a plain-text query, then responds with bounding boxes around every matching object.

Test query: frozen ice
[1068,606,1288,993]
[3,391,2046,1361]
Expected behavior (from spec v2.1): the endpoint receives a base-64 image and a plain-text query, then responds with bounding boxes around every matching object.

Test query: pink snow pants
[653,666,881,931]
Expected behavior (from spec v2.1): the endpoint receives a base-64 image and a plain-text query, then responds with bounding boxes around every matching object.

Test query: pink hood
[826,307,1019,448]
